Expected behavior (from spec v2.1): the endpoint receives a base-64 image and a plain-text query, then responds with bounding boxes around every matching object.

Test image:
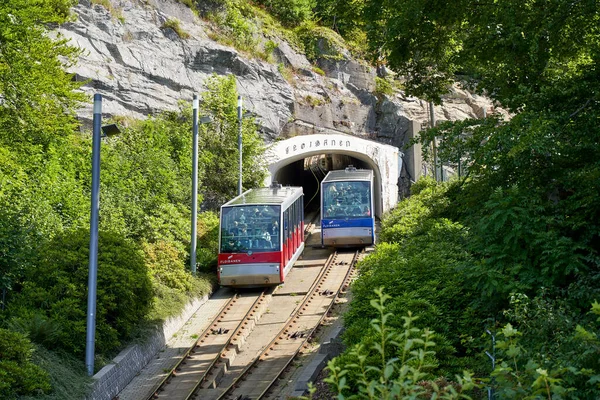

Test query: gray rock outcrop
[60,0,503,151]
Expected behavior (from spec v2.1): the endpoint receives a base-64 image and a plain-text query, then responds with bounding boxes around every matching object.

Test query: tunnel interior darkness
[271,154,371,213]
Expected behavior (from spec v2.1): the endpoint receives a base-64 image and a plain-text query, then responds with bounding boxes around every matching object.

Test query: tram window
[220,205,280,253]
[283,209,289,243]
[293,201,297,232]
[323,181,371,219]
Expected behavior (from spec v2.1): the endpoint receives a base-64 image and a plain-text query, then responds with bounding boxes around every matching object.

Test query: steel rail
[184,289,269,400]
[256,250,359,399]
[146,289,268,400]
[214,251,349,400]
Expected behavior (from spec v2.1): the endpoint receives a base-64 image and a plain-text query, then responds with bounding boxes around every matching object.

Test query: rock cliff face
[60,0,499,151]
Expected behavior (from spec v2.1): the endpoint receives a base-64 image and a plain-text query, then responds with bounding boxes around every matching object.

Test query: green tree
[0,0,85,149]
[200,74,267,207]
[362,0,600,109]
[314,0,364,36]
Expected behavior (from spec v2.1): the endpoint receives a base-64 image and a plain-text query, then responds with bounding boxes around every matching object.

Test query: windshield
[220,205,281,253]
[323,181,371,219]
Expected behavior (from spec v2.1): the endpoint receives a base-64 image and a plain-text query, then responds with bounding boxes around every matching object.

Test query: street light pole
[190,95,199,274]
[237,95,243,196]
[86,93,102,376]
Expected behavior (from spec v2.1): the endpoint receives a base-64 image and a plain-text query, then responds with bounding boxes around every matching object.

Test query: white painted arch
[264,133,402,217]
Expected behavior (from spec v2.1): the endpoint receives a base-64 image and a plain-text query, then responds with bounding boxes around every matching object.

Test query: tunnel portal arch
[264,134,401,217]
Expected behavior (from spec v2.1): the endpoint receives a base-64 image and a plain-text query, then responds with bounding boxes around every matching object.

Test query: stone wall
[86,294,209,400]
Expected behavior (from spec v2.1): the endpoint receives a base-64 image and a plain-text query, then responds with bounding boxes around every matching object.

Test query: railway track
[145,289,270,400]
[211,250,359,400]
[144,246,359,400]
[303,210,320,236]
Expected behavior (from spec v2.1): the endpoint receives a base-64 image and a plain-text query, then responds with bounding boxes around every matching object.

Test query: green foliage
[100,109,197,242]
[10,229,153,361]
[327,288,477,399]
[199,74,267,207]
[313,0,368,58]
[161,18,190,39]
[0,0,85,149]
[488,295,600,398]
[208,0,258,52]
[295,21,346,63]
[374,76,393,97]
[0,328,51,399]
[143,240,193,293]
[17,345,91,400]
[361,0,600,108]
[195,211,220,272]
[490,316,600,399]
[345,181,483,377]
[314,0,364,36]
[254,0,314,27]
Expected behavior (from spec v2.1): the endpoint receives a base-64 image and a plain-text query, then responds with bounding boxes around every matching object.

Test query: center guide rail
[147,289,270,400]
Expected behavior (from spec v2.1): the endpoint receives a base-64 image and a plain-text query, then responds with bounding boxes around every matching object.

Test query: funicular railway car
[218,184,304,287]
[321,166,375,247]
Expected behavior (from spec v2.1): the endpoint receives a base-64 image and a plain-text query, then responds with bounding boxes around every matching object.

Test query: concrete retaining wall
[86,294,210,400]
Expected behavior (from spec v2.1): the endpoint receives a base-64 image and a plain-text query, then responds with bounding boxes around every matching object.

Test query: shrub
[375,76,393,97]
[326,288,477,398]
[161,18,190,39]
[195,211,220,273]
[254,0,315,27]
[143,239,192,293]
[11,229,153,361]
[0,328,51,399]
[295,21,347,63]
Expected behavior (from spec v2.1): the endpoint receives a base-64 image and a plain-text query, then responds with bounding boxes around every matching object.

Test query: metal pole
[86,94,102,376]
[237,95,243,196]
[429,101,438,181]
[191,95,199,274]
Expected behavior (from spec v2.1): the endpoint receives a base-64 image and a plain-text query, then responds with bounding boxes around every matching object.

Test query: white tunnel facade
[264,133,401,218]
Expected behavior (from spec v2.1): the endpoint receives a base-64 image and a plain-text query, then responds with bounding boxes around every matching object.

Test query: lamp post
[85,94,102,376]
[190,96,212,274]
[85,95,121,376]
[237,95,243,196]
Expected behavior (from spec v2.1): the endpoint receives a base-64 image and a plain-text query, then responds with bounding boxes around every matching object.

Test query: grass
[91,0,124,22]
[278,63,296,84]
[19,347,92,400]
[161,18,191,39]
[304,95,325,107]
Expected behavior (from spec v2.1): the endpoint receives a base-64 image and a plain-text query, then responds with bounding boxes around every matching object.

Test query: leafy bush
[375,76,393,97]
[208,1,258,52]
[195,211,220,272]
[0,328,51,399]
[294,21,347,63]
[254,0,314,27]
[10,229,153,361]
[143,239,192,293]
[346,220,482,377]
[488,296,600,398]
[326,288,477,399]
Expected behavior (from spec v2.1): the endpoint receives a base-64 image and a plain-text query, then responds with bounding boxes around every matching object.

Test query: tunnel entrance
[271,154,372,214]
[264,133,401,217]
